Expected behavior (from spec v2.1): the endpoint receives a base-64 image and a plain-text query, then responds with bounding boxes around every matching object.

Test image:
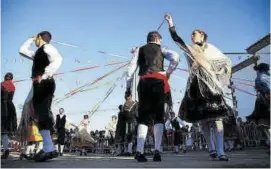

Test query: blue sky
[1,0,270,130]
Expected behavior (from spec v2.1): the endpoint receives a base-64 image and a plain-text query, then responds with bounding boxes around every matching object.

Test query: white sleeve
[161,47,180,74]
[126,47,139,89]
[41,44,63,79]
[19,38,35,60]
[165,120,171,129]
[176,117,186,127]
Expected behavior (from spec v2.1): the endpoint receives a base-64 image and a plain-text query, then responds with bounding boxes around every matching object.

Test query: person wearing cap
[19,31,63,162]
[1,73,17,159]
[165,14,233,161]
[126,31,180,162]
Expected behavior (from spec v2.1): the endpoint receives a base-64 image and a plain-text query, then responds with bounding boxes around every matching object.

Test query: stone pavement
[1,149,270,168]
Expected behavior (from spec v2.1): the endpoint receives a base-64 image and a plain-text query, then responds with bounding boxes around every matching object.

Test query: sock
[55,144,59,152]
[154,123,163,152]
[183,144,186,150]
[36,142,43,153]
[229,140,234,149]
[201,122,215,152]
[25,145,31,155]
[224,141,229,150]
[175,145,179,152]
[214,120,225,156]
[136,124,148,154]
[128,143,133,153]
[2,134,9,151]
[30,144,35,154]
[60,145,64,153]
[40,130,56,152]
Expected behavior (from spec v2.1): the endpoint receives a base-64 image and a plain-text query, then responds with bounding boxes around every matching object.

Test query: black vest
[123,101,138,122]
[138,43,164,76]
[56,114,66,129]
[32,45,50,78]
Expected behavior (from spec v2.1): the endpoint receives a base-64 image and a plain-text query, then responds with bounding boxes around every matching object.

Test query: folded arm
[126,47,140,90]
[41,44,63,80]
[162,47,180,75]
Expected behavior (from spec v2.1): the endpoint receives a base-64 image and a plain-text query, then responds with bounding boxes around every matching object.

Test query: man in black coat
[55,108,66,156]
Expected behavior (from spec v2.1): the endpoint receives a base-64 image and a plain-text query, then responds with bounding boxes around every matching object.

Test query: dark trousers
[57,128,66,145]
[32,79,55,130]
[137,78,165,125]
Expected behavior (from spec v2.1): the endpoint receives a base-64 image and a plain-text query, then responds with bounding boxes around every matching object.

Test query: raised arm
[164,14,188,52]
[19,38,35,60]
[126,47,140,91]
[41,44,63,80]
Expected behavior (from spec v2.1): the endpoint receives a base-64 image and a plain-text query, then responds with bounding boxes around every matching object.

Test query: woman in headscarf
[1,72,17,159]
[165,14,234,161]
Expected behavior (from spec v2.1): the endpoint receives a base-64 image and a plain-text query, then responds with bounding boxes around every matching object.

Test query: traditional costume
[55,110,66,156]
[247,63,270,153]
[168,26,233,161]
[19,31,63,162]
[126,32,180,162]
[115,105,126,155]
[123,95,138,156]
[1,73,17,159]
[165,112,186,154]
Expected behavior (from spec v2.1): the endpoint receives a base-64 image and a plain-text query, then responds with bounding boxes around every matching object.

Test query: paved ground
[1,149,270,168]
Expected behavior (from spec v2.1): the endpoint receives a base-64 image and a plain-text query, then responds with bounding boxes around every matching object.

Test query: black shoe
[153,150,161,162]
[218,155,229,161]
[33,150,48,162]
[59,153,63,156]
[183,149,187,153]
[49,150,59,159]
[20,153,32,160]
[134,152,139,160]
[126,152,132,156]
[209,150,217,159]
[173,151,179,154]
[1,150,9,159]
[80,152,83,156]
[135,152,147,162]
[84,152,87,156]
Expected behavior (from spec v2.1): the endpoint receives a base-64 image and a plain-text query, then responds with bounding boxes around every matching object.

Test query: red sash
[140,72,170,93]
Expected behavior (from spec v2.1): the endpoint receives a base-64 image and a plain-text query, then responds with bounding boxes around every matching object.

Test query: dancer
[123,91,138,156]
[165,14,233,161]
[55,108,66,156]
[247,63,270,154]
[75,115,95,156]
[165,111,186,154]
[19,31,63,162]
[115,105,126,155]
[1,73,17,159]
[20,117,43,160]
[126,32,180,162]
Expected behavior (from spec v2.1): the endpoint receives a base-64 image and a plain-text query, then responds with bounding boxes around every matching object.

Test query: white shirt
[19,38,63,80]
[126,44,180,89]
[165,117,185,131]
